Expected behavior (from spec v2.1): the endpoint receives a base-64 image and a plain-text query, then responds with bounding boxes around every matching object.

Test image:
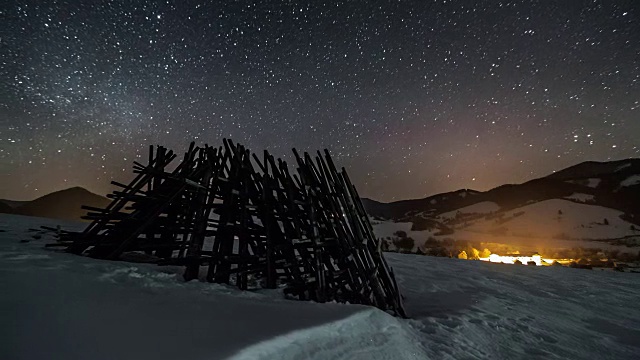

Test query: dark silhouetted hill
[0,187,110,221]
[0,201,14,214]
[362,158,640,226]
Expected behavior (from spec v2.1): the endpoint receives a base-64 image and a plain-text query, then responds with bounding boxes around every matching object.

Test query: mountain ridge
[2,159,638,225]
[362,158,640,226]
[0,187,110,221]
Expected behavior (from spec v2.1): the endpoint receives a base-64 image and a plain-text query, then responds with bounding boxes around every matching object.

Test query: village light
[489,253,502,263]
[482,253,546,266]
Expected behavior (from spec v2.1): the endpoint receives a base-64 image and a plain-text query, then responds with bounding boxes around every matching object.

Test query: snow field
[1,213,640,359]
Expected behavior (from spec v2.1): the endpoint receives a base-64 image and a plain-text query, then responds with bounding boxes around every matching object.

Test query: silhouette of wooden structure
[48,139,406,317]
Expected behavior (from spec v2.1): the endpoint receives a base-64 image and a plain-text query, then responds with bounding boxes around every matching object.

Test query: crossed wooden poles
[48,139,406,317]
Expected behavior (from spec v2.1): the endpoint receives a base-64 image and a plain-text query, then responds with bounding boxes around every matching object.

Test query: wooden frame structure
[48,140,406,317]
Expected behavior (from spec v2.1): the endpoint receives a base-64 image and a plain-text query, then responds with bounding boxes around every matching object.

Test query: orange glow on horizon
[479,253,553,266]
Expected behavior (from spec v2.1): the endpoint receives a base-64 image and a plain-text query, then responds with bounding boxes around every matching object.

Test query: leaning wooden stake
[47,139,407,317]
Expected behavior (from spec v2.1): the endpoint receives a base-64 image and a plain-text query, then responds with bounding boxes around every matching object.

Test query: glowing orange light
[480,253,545,266]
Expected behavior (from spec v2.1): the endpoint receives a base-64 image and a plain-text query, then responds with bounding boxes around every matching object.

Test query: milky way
[2,1,639,201]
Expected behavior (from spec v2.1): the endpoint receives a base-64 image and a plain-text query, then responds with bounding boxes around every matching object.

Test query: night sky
[2,1,639,202]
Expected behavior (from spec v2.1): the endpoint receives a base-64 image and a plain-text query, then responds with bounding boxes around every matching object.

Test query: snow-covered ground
[567,178,601,188]
[465,199,636,240]
[620,174,640,187]
[407,198,638,247]
[564,193,595,203]
[2,213,640,359]
[438,201,500,220]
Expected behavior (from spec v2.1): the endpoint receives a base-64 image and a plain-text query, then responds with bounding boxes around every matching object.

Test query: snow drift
[1,213,639,359]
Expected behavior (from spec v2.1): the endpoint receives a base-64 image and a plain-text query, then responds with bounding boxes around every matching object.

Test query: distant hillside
[0,187,110,221]
[364,159,640,251]
[0,201,14,215]
[545,159,639,181]
[0,199,27,209]
[363,158,640,224]
[363,189,484,220]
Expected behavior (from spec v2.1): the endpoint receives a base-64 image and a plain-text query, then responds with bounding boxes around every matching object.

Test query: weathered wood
[48,139,407,317]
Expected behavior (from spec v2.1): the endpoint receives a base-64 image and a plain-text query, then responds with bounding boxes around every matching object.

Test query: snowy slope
[566,177,601,188]
[363,159,640,237]
[620,175,640,187]
[2,214,640,359]
[372,198,639,253]
[465,199,636,240]
[439,201,500,220]
[564,193,595,203]
[371,220,440,252]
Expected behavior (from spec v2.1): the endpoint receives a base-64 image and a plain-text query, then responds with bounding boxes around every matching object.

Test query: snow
[569,178,601,188]
[372,220,441,251]
[391,253,640,359]
[585,178,601,188]
[466,199,636,240]
[372,221,432,252]
[230,310,425,360]
[372,220,415,238]
[620,175,640,187]
[439,201,500,219]
[2,213,640,359]
[615,163,631,172]
[564,193,595,203]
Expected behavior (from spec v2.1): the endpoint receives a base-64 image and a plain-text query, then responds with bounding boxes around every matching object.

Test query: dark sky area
[1,0,639,201]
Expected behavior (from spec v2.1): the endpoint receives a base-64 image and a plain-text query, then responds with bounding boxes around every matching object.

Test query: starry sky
[2,0,639,202]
